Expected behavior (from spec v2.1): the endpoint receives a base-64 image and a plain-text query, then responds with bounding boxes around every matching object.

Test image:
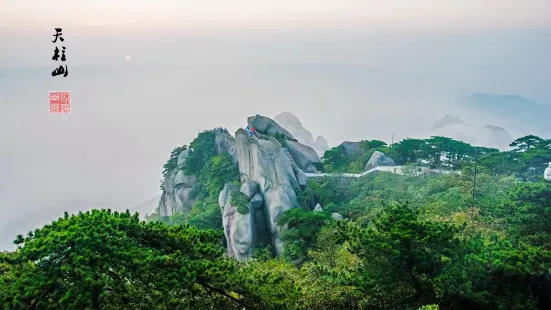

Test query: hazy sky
[2,0,551,31]
[0,1,550,250]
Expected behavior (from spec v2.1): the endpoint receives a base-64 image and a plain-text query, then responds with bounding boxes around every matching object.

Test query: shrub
[231,192,250,214]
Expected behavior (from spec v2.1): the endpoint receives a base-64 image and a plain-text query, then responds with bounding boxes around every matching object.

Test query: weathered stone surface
[220,184,255,261]
[331,212,344,221]
[314,203,323,212]
[545,162,551,181]
[159,169,177,217]
[174,187,193,212]
[173,170,196,187]
[215,132,238,164]
[219,183,240,211]
[296,169,309,187]
[240,181,260,200]
[340,141,362,160]
[365,151,396,171]
[249,193,264,210]
[284,140,321,173]
[247,114,295,140]
[176,148,193,169]
[235,129,300,256]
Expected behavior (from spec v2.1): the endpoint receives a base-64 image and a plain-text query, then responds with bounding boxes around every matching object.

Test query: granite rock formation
[248,114,295,140]
[159,115,332,260]
[340,141,362,160]
[219,184,255,261]
[365,151,396,171]
[234,128,300,256]
[159,131,237,217]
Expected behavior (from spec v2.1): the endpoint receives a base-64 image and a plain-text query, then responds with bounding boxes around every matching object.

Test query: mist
[1,27,550,250]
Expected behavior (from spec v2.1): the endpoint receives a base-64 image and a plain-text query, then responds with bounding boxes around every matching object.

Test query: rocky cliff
[158,115,322,259]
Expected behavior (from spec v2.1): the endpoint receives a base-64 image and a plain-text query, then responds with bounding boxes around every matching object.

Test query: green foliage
[418,306,439,310]
[339,202,462,308]
[231,192,250,215]
[183,131,217,175]
[3,133,551,309]
[278,209,332,264]
[161,145,187,185]
[157,130,239,229]
[321,135,551,181]
[499,181,551,249]
[321,147,348,172]
[184,132,239,200]
[0,209,245,309]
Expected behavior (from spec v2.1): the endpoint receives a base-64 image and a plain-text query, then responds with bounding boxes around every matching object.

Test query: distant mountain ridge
[455,93,551,137]
[430,114,466,131]
[429,114,513,150]
[273,112,329,156]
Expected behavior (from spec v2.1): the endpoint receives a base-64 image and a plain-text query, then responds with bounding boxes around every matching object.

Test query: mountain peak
[430,114,466,131]
[273,112,329,156]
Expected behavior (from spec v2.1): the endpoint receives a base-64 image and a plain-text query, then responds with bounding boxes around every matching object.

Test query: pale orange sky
[1,0,550,32]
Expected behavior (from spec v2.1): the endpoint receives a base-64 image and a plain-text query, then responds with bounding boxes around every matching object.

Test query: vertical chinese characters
[51,28,68,77]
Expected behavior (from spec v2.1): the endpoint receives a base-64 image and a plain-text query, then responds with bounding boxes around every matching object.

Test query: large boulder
[235,129,300,256]
[365,151,396,171]
[283,140,321,173]
[331,213,344,221]
[340,141,362,160]
[240,181,259,200]
[314,203,323,212]
[219,184,255,261]
[249,193,264,210]
[247,114,295,140]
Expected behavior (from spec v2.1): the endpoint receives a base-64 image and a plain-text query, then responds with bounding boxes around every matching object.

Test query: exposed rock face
[234,128,300,256]
[340,141,362,160]
[331,213,344,221]
[313,203,323,212]
[219,184,255,261]
[545,163,551,181]
[283,140,321,173]
[365,151,396,171]
[274,112,330,156]
[248,114,295,140]
[174,170,196,187]
[177,148,192,169]
[240,181,260,200]
[160,133,238,217]
[296,169,309,187]
[159,149,197,217]
[215,131,238,164]
[159,169,177,217]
